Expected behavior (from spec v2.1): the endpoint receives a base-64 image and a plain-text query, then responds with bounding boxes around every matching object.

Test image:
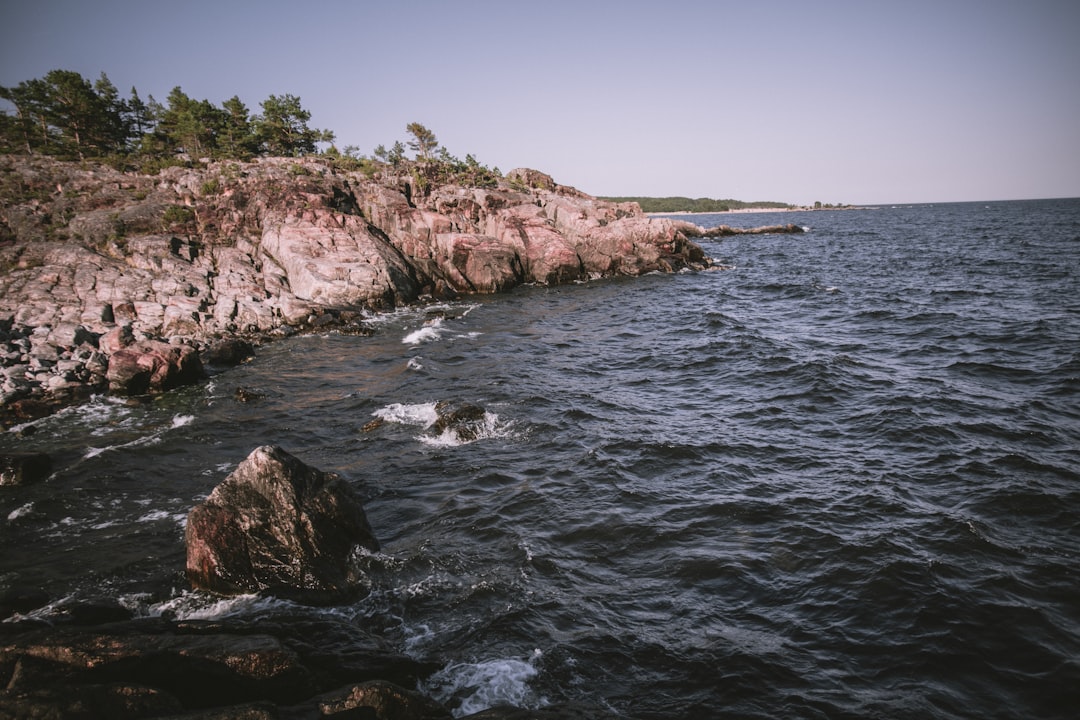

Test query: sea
[2,199,1079,719]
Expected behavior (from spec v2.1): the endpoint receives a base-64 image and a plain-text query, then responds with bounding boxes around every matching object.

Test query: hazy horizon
[2,0,1078,206]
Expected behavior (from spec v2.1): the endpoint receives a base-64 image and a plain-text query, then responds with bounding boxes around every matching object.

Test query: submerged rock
[432,402,489,443]
[0,452,52,487]
[185,445,379,603]
[0,613,435,718]
[201,338,256,367]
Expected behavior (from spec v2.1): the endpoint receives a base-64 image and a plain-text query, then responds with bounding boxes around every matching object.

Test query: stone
[202,338,256,367]
[99,324,135,354]
[0,613,438,719]
[46,322,97,348]
[0,452,53,487]
[106,339,204,395]
[0,586,50,619]
[312,680,452,719]
[432,402,489,443]
[185,445,379,603]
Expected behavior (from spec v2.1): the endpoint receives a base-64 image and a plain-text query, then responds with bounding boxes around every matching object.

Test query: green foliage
[370,123,500,192]
[0,70,130,158]
[405,122,438,161]
[1,72,502,194]
[161,204,195,230]
[600,196,794,213]
[324,145,377,174]
[1,69,332,163]
[254,94,332,157]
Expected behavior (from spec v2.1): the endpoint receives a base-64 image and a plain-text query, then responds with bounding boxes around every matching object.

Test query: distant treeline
[600,196,794,213]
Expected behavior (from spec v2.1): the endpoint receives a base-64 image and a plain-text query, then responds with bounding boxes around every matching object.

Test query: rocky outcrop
[185,445,379,604]
[0,154,715,424]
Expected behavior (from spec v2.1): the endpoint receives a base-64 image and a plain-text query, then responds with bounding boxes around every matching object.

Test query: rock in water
[0,452,52,487]
[106,339,205,395]
[185,445,379,604]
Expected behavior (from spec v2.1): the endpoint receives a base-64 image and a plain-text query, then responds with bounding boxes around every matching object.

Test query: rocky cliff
[0,156,711,424]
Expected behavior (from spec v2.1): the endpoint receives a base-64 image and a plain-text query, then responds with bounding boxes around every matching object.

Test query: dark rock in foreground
[0,614,437,719]
[185,445,379,604]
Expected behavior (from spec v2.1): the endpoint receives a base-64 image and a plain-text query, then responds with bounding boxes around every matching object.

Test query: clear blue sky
[3,0,1078,205]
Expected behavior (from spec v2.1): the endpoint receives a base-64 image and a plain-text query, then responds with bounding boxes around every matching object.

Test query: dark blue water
[3,199,1080,718]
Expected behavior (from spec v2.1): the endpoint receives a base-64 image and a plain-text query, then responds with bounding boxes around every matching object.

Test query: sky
[2,0,1078,205]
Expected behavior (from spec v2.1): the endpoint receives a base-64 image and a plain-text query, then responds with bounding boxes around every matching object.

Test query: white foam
[373,402,440,428]
[82,413,195,459]
[84,433,163,459]
[7,502,33,522]
[407,357,424,370]
[137,508,187,524]
[1,593,76,623]
[146,590,293,620]
[403,317,444,345]
[424,649,546,717]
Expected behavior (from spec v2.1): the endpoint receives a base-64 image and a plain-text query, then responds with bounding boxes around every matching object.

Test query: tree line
[0,69,335,164]
[599,196,794,213]
[0,69,503,192]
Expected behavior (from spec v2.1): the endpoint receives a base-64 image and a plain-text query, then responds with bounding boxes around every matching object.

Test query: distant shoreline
[646,205,861,216]
[647,207,811,216]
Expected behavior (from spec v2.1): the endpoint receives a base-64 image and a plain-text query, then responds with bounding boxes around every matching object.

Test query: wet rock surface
[185,445,380,603]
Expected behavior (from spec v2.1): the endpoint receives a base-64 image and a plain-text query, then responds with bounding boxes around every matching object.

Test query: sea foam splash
[403,318,444,345]
[144,590,295,620]
[372,402,515,446]
[373,401,441,427]
[422,649,546,717]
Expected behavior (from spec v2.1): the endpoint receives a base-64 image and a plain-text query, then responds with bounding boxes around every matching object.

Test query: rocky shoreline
[0,156,722,428]
[1,155,805,717]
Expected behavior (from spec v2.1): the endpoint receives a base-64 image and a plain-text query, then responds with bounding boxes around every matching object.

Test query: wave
[373,401,441,427]
[141,590,297,620]
[403,317,445,345]
[83,413,196,459]
[421,648,546,717]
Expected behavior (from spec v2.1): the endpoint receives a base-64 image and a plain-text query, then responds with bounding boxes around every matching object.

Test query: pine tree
[219,95,256,159]
[254,94,331,157]
[405,122,438,161]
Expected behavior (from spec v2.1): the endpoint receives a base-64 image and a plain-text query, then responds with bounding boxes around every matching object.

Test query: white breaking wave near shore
[83,414,195,459]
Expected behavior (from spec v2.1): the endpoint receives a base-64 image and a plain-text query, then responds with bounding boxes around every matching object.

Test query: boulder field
[1,155,715,425]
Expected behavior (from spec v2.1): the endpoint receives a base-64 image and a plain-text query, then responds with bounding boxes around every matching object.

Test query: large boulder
[185,445,379,603]
[105,339,204,395]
